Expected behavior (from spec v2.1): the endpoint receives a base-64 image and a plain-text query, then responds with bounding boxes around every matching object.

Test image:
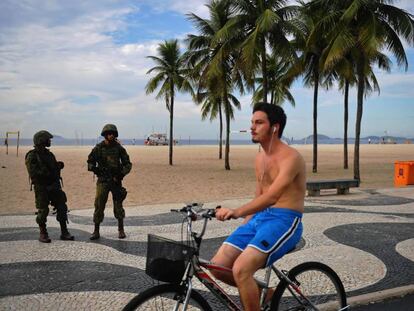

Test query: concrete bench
[306,179,360,196]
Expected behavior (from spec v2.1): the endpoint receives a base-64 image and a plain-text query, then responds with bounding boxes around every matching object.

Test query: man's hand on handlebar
[215,206,239,221]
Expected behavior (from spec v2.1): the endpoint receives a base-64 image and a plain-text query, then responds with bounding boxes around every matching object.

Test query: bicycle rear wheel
[122,283,212,311]
[270,262,347,311]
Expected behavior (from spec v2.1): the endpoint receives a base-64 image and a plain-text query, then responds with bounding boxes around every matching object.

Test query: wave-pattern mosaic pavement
[0,188,413,310]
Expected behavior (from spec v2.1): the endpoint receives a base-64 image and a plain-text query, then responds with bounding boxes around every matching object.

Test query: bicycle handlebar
[170,203,219,219]
[170,203,221,240]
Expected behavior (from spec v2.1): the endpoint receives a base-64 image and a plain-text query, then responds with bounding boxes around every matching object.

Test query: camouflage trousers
[33,184,68,225]
[93,181,125,224]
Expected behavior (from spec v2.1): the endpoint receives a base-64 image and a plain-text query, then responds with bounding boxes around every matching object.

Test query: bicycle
[123,203,349,311]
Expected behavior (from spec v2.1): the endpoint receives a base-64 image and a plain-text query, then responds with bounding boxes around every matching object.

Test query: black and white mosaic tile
[1,190,413,310]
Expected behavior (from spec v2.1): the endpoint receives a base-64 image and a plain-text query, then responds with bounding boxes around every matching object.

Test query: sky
[1,0,414,141]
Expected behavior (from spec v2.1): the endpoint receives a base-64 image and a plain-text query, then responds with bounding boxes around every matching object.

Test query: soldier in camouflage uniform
[25,131,74,243]
[87,124,132,240]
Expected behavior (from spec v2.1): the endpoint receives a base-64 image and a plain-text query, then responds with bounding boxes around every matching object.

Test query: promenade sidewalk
[0,187,413,310]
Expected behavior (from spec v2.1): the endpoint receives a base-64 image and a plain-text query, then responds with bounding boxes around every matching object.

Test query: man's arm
[87,147,98,172]
[217,152,301,220]
[242,154,263,224]
[119,147,132,177]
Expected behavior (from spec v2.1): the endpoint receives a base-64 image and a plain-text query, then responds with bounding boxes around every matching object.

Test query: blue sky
[1,0,413,140]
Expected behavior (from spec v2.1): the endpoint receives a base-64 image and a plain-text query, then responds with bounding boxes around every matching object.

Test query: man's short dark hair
[253,102,286,138]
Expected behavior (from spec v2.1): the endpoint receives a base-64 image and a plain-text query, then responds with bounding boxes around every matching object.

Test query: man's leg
[112,185,126,239]
[210,244,242,286]
[232,247,267,311]
[34,185,51,243]
[91,182,109,240]
[52,190,74,240]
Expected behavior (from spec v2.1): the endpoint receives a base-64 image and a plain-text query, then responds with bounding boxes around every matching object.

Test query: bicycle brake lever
[202,209,216,219]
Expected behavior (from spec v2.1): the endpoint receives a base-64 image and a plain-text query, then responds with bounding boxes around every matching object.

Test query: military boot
[39,224,51,243]
[90,223,100,240]
[118,219,126,239]
[59,221,74,240]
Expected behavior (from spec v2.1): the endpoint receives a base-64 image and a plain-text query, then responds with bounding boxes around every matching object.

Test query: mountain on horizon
[293,134,412,144]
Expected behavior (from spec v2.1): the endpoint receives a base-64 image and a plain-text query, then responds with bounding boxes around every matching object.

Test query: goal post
[5,131,20,157]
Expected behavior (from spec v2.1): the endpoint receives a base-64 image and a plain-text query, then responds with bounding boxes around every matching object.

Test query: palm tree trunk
[354,67,364,181]
[218,100,223,160]
[312,71,319,173]
[343,80,349,169]
[221,64,230,170]
[169,85,174,166]
[224,100,231,170]
[261,37,268,103]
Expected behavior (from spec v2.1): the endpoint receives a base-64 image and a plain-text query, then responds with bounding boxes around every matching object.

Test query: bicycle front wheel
[270,262,347,311]
[122,283,212,311]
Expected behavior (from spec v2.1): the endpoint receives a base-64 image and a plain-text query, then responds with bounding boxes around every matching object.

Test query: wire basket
[145,234,196,283]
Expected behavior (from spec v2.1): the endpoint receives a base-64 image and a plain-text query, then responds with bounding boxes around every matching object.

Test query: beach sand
[0,144,413,216]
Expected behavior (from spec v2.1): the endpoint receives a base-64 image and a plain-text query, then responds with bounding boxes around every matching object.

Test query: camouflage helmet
[33,130,53,146]
[101,124,118,137]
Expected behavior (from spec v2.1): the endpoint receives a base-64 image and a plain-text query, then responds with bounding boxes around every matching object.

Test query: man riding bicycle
[212,103,306,311]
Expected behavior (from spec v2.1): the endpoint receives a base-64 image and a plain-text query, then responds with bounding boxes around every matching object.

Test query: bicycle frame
[171,204,347,311]
[194,260,242,311]
[185,259,313,311]
[173,205,288,311]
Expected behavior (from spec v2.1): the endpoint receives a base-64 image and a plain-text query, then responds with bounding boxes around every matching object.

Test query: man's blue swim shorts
[224,207,303,267]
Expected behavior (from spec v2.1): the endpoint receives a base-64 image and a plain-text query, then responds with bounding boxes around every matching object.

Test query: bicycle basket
[145,234,196,283]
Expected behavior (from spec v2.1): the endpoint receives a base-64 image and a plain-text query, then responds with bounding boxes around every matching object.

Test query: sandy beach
[0,143,413,216]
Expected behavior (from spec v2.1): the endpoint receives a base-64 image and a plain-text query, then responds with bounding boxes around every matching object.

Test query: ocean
[2,137,405,146]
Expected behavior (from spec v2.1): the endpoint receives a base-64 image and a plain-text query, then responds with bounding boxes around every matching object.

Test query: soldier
[25,131,74,243]
[87,124,132,240]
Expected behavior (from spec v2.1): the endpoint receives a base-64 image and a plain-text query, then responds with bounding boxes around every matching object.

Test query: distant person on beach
[25,130,74,243]
[212,103,306,311]
[87,124,132,240]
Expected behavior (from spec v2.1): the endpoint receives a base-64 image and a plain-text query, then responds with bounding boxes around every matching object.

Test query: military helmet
[101,124,118,137]
[33,130,53,146]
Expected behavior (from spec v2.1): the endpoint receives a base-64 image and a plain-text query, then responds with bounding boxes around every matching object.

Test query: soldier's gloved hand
[57,161,64,170]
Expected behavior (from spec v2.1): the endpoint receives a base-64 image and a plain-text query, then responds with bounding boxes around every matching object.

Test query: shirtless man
[213,103,306,311]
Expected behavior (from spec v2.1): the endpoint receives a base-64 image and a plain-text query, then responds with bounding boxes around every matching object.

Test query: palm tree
[329,51,387,170]
[322,52,357,170]
[286,1,329,173]
[186,0,244,169]
[252,53,295,107]
[196,92,225,159]
[146,40,193,165]
[215,0,299,102]
[321,0,414,180]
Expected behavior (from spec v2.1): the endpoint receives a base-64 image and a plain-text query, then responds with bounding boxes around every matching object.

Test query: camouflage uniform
[87,124,132,239]
[25,131,74,243]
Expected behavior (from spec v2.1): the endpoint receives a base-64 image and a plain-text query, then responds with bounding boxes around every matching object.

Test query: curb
[348,284,414,307]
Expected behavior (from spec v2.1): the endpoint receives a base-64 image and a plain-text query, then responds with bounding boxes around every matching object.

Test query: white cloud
[1,0,414,139]
[149,0,209,18]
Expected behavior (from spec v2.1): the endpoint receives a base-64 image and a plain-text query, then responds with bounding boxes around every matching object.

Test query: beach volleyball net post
[5,131,20,157]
